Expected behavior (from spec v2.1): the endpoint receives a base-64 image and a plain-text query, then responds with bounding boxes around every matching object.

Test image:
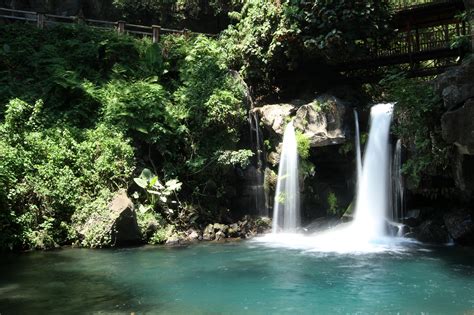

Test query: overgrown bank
[0,24,253,250]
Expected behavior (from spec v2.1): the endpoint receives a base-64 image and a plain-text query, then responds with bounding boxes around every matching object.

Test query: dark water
[0,241,473,314]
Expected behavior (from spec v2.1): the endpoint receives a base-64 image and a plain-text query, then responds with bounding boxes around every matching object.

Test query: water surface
[1,241,473,314]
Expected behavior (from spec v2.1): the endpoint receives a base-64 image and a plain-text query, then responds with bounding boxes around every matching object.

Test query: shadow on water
[0,248,168,314]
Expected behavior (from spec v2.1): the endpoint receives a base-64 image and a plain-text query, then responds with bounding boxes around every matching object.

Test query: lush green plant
[216,150,254,168]
[221,0,393,95]
[381,72,451,187]
[0,95,134,250]
[295,131,311,160]
[327,192,339,216]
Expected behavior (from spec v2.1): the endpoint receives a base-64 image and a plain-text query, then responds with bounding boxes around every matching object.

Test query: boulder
[165,235,181,245]
[434,57,474,109]
[227,223,241,238]
[215,230,226,241]
[293,95,346,147]
[415,220,449,244]
[444,209,474,245]
[202,224,215,241]
[252,104,297,135]
[441,98,474,155]
[213,223,229,234]
[404,209,422,227]
[109,190,141,246]
[187,229,200,241]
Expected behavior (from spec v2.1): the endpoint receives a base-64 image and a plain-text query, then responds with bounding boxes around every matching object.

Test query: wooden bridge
[1,1,472,78]
[339,0,472,78]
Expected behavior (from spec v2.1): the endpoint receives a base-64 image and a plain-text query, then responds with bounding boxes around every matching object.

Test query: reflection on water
[0,243,473,314]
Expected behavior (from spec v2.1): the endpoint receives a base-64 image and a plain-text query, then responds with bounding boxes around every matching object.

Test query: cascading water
[272,121,300,233]
[352,103,394,241]
[353,109,362,183]
[392,139,405,222]
[249,112,268,217]
[258,103,412,253]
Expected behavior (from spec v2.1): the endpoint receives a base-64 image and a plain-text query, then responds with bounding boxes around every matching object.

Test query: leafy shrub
[382,72,451,187]
[0,97,134,250]
[221,0,392,94]
[295,131,311,160]
[0,23,248,250]
[327,192,339,216]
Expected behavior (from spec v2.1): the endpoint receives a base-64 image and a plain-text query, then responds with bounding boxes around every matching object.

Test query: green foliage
[217,150,254,168]
[112,0,241,26]
[0,23,249,249]
[295,131,311,160]
[327,192,339,216]
[381,72,451,187]
[221,0,392,94]
[0,95,134,250]
[149,225,175,245]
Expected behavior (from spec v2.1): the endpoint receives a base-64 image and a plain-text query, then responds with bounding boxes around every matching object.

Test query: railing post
[152,25,161,43]
[37,12,45,29]
[183,28,190,38]
[117,20,126,34]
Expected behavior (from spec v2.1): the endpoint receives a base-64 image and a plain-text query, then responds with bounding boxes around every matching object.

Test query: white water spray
[257,103,411,253]
[352,103,394,241]
[272,121,300,233]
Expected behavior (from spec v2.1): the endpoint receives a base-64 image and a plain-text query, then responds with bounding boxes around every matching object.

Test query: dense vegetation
[222,0,392,96]
[0,24,248,250]
[382,73,451,189]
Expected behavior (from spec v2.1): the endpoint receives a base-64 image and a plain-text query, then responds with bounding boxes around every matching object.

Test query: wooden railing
[0,7,215,42]
[357,22,468,62]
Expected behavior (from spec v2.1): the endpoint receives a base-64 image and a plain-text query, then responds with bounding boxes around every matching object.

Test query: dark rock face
[441,98,474,155]
[415,219,449,244]
[444,209,474,245]
[434,57,474,110]
[109,191,141,246]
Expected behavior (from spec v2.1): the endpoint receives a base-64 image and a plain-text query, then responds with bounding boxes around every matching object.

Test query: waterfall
[353,109,362,185]
[249,112,268,217]
[272,121,300,233]
[352,104,394,241]
[392,139,405,222]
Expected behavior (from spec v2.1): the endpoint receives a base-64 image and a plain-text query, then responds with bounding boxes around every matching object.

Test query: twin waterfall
[272,121,300,233]
[270,103,401,248]
[352,104,394,241]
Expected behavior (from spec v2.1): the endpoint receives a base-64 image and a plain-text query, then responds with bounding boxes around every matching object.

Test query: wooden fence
[0,7,215,42]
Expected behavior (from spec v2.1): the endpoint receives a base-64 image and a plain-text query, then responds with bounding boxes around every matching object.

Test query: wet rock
[227,223,241,238]
[304,217,341,233]
[404,209,422,227]
[293,95,347,147]
[187,229,200,241]
[215,230,226,241]
[213,223,229,234]
[203,224,215,241]
[441,98,474,155]
[415,220,449,244]
[252,104,297,135]
[109,190,141,246]
[434,57,474,110]
[165,235,180,245]
[444,209,474,245]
